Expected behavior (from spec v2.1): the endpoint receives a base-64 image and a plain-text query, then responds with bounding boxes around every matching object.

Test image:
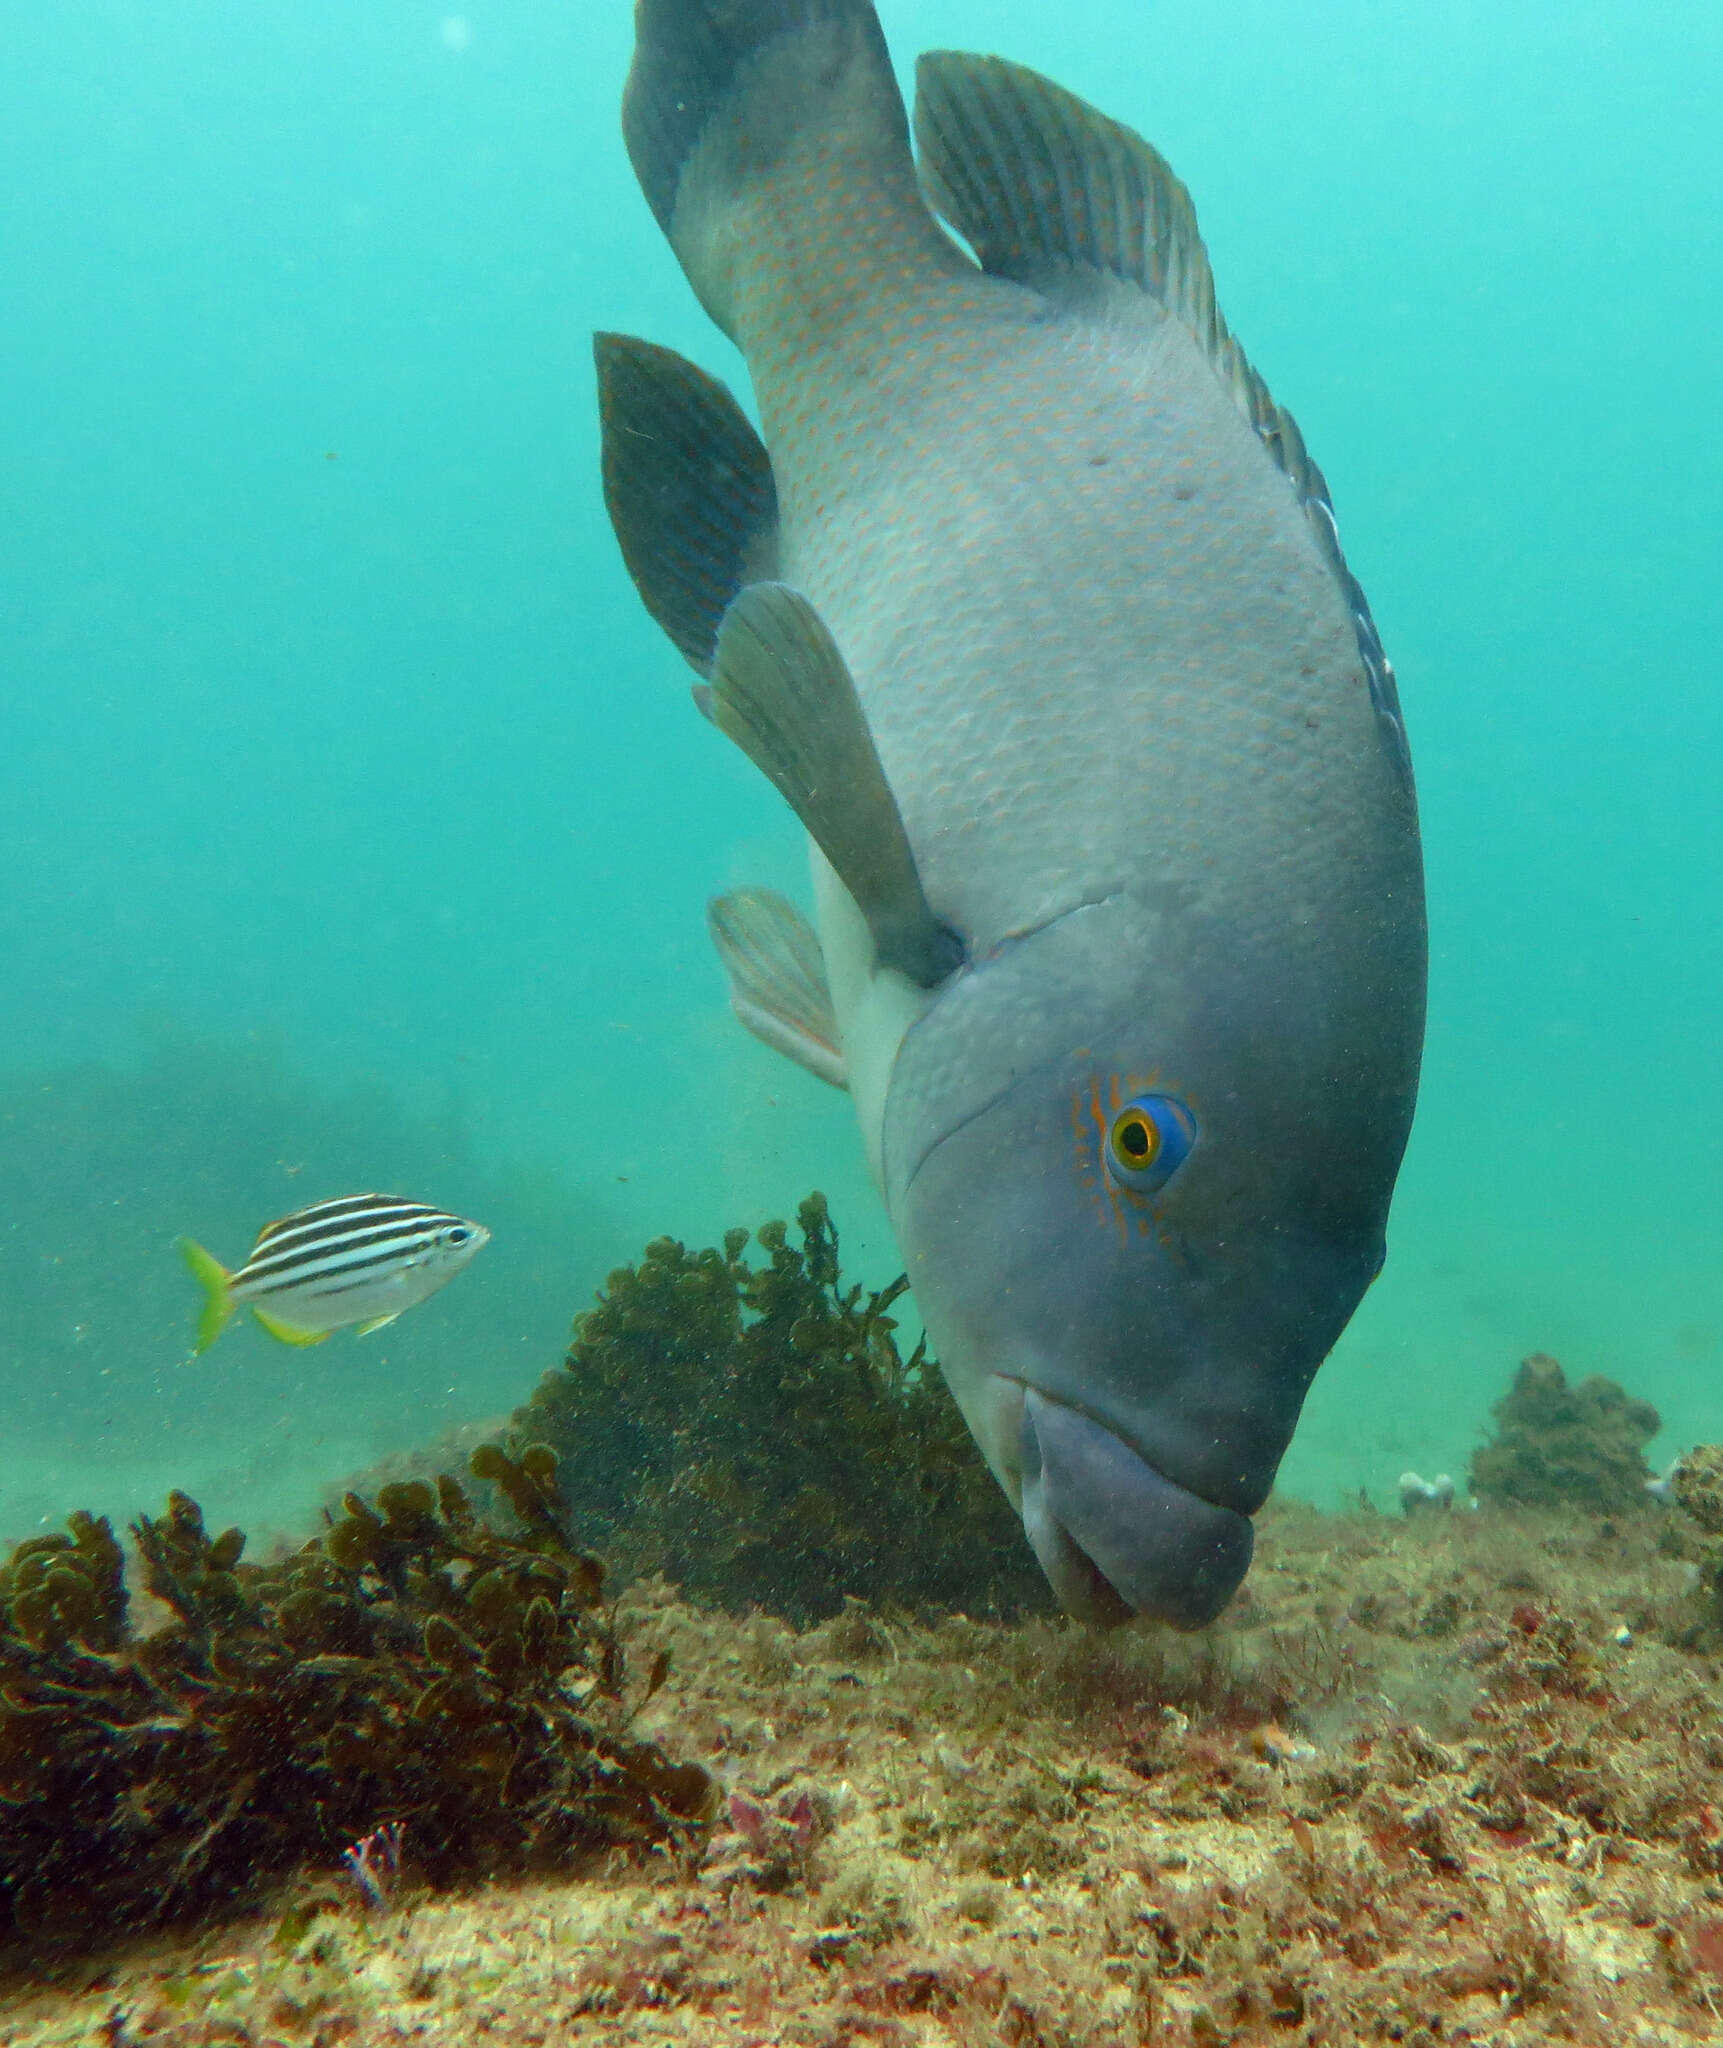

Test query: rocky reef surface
[4,1200,1723,2045]
[4,1488,1723,2046]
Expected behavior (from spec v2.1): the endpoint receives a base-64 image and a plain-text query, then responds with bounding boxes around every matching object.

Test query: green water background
[3,1,1718,1543]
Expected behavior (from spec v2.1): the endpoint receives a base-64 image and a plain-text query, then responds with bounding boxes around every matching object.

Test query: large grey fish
[596,0,1426,1626]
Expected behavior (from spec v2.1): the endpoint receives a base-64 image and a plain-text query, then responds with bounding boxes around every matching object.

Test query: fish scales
[237,1234,449,1301]
[739,163,1418,1211]
[749,270,1407,976]
[249,1200,445,1247]
[256,1195,442,1239]
[234,1207,473,1300]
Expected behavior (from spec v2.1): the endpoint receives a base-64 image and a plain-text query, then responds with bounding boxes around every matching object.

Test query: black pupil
[449,1227,470,1242]
[1121,1119,1150,1157]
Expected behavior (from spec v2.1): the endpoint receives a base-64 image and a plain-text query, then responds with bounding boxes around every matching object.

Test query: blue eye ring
[1103,1093,1196,1194]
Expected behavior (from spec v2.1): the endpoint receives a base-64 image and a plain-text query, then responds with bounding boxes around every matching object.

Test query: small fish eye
[1103,1093,1196,1195]
[446,1225,472,1244]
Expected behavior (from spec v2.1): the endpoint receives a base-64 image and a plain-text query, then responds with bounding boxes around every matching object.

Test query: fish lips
[1017,1385,1254,1628]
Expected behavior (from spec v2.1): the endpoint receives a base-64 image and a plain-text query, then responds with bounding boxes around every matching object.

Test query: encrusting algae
[8,1480,1723,2045]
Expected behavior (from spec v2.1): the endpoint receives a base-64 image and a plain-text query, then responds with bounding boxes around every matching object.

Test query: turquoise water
[3,1,1719,1547]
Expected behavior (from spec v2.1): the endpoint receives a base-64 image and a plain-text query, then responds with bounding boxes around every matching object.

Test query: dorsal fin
[913,53,1407,757]
[915,55,1220,350]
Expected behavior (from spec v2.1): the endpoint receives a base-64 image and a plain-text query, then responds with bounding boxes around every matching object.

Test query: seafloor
[5,1495,1723,2047]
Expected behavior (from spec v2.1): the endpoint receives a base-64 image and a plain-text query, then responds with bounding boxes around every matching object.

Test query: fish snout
[1018,1388,1254,1629]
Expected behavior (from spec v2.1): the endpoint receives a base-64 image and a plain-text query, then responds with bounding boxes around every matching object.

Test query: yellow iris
[1109,1106,1162,1176]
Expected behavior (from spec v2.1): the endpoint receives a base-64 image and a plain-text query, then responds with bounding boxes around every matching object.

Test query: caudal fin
[622,0,941,337]
[179,1238,236,1354]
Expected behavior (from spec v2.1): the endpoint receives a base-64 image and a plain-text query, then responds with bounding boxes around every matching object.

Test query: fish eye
[1103,1094,1196,1194]
[446,1225,472,1245]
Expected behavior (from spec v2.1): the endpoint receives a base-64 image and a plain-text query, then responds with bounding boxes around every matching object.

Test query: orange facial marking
[1071,1069,1169,1244]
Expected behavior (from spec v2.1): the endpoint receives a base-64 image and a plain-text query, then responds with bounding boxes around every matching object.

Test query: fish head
[883,891,1418,1628]
[422,1216,491,1278]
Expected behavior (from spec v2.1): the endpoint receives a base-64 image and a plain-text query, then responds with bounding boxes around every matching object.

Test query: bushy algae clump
[1467,1350,1659,1515]
[0,1449,714,1955]
[509,1192,1047,1624]
[1666,1443,1723,1646]
[1671,1444,1723,1537]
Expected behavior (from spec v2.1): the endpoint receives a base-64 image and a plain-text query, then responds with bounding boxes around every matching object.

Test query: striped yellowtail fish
[180,1195,489,1353]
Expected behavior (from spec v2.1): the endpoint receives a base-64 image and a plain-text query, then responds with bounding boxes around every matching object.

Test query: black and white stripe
[234,1195,471,1303]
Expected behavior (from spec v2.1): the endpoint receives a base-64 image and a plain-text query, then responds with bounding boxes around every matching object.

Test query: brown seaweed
[506,1192,1048,1624]
[0,1449,714,1956]
[1467,1351,1660,1516]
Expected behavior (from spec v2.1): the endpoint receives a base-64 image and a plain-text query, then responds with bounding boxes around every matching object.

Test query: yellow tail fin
[180,1238,236,1354]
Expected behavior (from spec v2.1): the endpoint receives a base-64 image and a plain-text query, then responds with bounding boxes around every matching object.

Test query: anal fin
[356,1312,401,1337]
[596,332,779,674]
[710,583,962,990]
[708,888,847,1089]
[252,1307,332,1348]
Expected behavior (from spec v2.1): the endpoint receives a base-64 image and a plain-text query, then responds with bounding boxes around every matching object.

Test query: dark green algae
[0,1449,714,1957]
[503,1191,1047,1626]
[1467,1350,1660,1517]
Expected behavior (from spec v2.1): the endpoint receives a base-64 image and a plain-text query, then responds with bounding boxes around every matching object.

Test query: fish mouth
[1016,1387,1254,1629]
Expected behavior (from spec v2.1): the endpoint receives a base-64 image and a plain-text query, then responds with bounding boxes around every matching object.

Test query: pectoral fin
[708,887,847,1088]
[252,1307,332,1348]
[595,332,779,675]
[708,583,962,990]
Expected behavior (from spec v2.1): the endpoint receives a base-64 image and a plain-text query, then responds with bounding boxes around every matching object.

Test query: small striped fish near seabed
[180,1194,490,1353]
